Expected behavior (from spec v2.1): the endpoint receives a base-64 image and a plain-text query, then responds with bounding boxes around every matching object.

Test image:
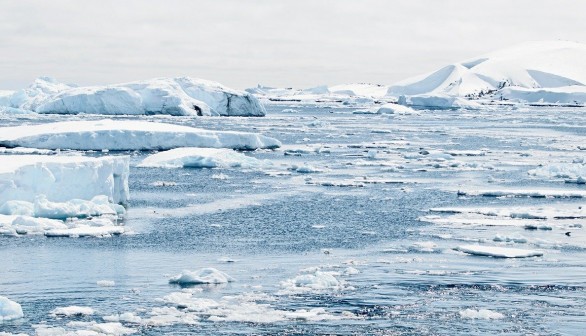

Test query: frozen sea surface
[1,104,586,335]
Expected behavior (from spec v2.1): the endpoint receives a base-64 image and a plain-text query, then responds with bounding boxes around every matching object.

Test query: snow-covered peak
[388,40,586,99]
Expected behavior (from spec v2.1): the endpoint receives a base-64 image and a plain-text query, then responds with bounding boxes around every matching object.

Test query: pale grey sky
[1,0,585,90]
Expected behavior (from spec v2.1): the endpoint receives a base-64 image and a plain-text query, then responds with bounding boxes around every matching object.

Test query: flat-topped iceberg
[0,119,281,151]
[0,155,129,206]
[1,76,266,116]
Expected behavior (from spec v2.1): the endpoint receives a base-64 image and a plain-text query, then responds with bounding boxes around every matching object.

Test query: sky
[1,0,585,90]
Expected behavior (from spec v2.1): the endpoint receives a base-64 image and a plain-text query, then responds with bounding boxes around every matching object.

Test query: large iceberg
[0,155,129,206]
[387,40,586,107]
[0,119,281,151]
[0,76,266,116]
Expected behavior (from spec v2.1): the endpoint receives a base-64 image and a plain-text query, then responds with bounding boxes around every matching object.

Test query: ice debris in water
[169,268,234,285]
[454,245,543,258]
[0,296,23,322]
[459,308,504,319]
[138,148,270,169]
[50,306,95,317]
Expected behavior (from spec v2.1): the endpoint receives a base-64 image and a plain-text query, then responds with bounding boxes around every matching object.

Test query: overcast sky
[1,0,585,90]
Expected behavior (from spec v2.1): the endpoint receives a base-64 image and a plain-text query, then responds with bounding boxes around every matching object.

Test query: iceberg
[1,76,266,116]
[0,119,281,151]
[0,155,129,206]
[0,296,23,322]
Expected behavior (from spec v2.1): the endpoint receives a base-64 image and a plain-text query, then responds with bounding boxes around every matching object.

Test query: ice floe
[0,155,129,206]
[280,270,346,294]
[50,306,95,317]
[0,296,23,322]
[0,76,266,116]
[0,119,281,151]
[157,290,357,324]
[387,40,586,107]
[168,268,234,285]
[34,322,136,335]
[454,245,543,258]
[138,148,269,169]
[459,308,504,319]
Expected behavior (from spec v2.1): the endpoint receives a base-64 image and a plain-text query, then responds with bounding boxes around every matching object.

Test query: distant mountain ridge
[386,40,586,105]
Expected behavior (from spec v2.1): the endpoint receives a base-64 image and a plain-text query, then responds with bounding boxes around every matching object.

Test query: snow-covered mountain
[0,77,266,116]
[387,40,586,106]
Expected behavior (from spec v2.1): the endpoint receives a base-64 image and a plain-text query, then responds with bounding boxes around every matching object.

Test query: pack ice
[387,40,586,107]
[0,119,281,151]
[0,76,266,116]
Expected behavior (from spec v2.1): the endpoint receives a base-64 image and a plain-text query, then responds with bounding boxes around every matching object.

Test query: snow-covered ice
[0,155,129,206]
[138,148,270,169]
[168,268,234,285]
[0,76,266,116]
[459,309,504,319]
[0,119,281,151]
[454,245,543,258]
[0,296,23,322]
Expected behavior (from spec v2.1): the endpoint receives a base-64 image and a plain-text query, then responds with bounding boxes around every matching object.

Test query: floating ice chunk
[97,280,116,287]
[280,271,344,293]
[411,241,440,252]
[143,306,199,326]
[0,155,129,206]
[33,195,124,220]
[44,224,124,238]
[2,76,265,116]
[457,188,586,198]
[344,267,360,275]
[0,296,23,322]
[103,312,142,324]
[454,245,543,258]
[138,148,270,169]
[0,119,281,151]
[169,268,234,285]
[375,103,416,114]
[529,163,586,182]
[459,308,504,319]
[290,164,324,174]
[88,322,136,335]
[50,306,95,317]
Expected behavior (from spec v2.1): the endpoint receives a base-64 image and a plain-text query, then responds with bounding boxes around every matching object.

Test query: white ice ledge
[0,119,281,151]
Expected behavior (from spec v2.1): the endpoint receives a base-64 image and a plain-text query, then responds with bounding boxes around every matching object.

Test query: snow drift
[0,76,266,116]
[0,119,281,151]
[387,40,586,107]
